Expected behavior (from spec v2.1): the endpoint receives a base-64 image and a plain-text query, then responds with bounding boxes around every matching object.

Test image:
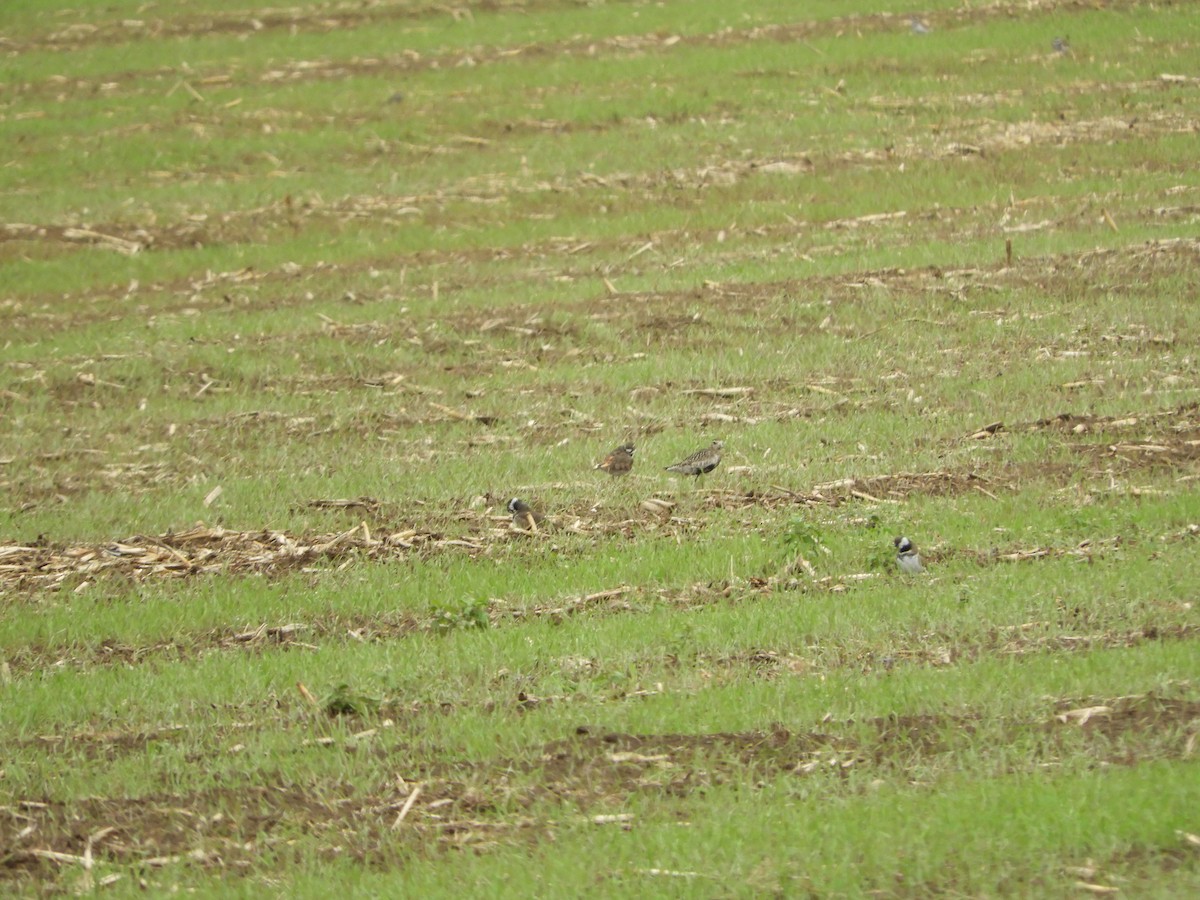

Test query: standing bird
[665,440,724,480]
[507,497,544,532]
[894,536,924,574]
[595,443,635,478]
[910,17,931,35]
[1051,36,1070,55]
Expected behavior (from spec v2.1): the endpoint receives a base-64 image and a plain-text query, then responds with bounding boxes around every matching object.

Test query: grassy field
[2,0,1199,895]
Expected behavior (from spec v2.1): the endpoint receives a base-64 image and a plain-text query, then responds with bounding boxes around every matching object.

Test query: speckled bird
[665,440,724,479]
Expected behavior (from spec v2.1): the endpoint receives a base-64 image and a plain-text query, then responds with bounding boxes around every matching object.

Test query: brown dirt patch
[5,689,1193,888]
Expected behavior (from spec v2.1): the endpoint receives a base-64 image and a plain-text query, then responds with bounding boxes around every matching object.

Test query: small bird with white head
[894,536,924,574]
[507,497,544,532]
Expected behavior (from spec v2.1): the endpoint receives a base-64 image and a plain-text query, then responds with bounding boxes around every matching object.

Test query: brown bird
[595,443,635,477]
[507,497,544,532]
[664,440,724,479]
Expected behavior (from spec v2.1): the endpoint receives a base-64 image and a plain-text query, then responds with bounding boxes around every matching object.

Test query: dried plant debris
[0,524,437,591]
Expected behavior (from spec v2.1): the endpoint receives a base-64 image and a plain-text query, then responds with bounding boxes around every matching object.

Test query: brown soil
[2,691,1193,888]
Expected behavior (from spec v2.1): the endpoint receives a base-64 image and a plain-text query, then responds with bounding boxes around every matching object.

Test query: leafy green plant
[322,682,380,718]
[781,518,831,575]
[782,519,826,556]
[431,597,492,633]
[866,538,900,573]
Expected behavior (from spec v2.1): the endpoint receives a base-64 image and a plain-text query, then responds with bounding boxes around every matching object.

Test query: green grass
[1,0,1198,895]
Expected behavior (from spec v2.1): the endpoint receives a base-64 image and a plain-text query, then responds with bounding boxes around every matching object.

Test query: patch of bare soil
[1104,432,1200,467]
[1028,403,1200,477]
[973,400,1200,476]
[463,688,1200,809]
[705,623,1198,676]
[1024,403,1200,436]
[0,782,421,887]
[3,690,1194,890]
[1,611,425,679]
[0,222,208,255]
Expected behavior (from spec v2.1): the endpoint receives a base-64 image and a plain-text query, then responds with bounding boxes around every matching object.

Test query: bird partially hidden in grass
[594,442,635,477]
[894,536,924,574]
[665,439,724,480]
[1052,36,1071,55]
[507,497,544,532]
[910,17,931,35]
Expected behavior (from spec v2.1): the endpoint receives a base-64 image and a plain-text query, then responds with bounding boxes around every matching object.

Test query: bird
[910,17,931,35]
[1051,36,1070,54]
[894,536,924,574]
[665,440,724,479]
[595,443,635,477]
[507,498,544,532]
